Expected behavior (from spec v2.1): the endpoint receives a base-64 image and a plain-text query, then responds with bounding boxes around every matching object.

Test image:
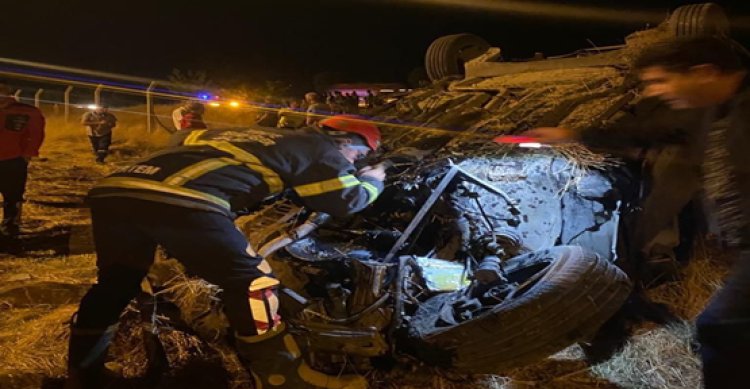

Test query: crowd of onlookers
[258,90,385,129]
[169,89,387,133]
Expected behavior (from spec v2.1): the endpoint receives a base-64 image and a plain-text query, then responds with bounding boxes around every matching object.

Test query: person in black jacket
[65,116,385,389]
[525,36,750,389]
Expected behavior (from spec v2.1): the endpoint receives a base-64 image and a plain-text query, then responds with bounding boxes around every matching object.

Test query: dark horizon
[2,0,750,95]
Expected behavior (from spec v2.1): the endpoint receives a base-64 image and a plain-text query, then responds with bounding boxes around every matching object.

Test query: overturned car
[235,152,633,376]
[118,2,730,384]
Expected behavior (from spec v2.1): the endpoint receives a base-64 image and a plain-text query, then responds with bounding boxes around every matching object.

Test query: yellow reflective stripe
[249,297,270,330]
[163,157,242,186]
[235,322,286,344]
[249,276,280,291]
[361,181,380,204]
[283,334,302,358]
[293,174,359,197]
[206,141,284,193]
[298,362,368,388]
[95,177,231,209]
[182,129,207,145]
[182,131,283,193]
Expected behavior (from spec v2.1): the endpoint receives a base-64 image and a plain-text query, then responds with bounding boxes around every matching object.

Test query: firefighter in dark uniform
[65,116,384,389]
[0,80,45,252]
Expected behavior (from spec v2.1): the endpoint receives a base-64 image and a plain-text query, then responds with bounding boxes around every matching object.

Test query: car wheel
[407,246,632,373]
[425,33,491,82]
[669,3,729,37]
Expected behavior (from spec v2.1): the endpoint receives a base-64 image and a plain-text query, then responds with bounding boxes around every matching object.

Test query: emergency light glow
[208,102,221,107]
[229,101,240,108]
[198,93,211,101]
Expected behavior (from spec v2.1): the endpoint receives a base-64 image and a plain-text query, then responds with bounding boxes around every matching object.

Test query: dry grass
[584,246,728,389]
[591,322,701,389]
[0,255,96,384]
[0,106,736,388]
[647,242,730,319]
[0,305,76,378]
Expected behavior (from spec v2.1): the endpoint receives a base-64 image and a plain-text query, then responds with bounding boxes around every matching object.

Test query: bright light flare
[229,101,240,108]
[208,102,221,107]
[86,104,98,110]
[519,142,543,148]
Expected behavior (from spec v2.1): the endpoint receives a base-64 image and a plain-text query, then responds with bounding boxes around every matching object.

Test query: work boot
[0,220,19,237]
[0,217,23,255]
[236,323,367,389]
[64,322,119,389]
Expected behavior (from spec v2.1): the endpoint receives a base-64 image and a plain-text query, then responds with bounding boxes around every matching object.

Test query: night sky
[2,0,750,94]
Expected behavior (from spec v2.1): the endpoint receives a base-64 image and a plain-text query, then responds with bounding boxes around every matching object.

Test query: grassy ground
[0,107,729,388]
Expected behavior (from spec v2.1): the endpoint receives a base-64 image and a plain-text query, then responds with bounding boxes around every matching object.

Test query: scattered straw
[0,304,76,378]
[591,321,701,389]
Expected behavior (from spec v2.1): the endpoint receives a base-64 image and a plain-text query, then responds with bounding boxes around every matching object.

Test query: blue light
[198,93,211,101]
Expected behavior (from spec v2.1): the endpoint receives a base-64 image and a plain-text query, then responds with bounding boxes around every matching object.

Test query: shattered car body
[238,152,633,375]
[228,3,731,375]
[122,2,732,382]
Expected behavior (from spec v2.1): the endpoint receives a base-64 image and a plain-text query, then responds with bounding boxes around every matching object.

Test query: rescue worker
[0,80,45,252]
[524,36,750,389]
[65,115,385,389]
[304,92,333,127]
[81,104,117,163]
[172,101,207,131]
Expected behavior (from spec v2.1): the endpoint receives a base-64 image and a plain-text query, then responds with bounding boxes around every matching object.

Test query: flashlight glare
[519,143,543,148]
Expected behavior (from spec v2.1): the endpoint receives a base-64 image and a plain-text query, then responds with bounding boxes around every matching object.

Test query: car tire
[425,33,490,82]
[669,3,729,37]
[408,246,632,373]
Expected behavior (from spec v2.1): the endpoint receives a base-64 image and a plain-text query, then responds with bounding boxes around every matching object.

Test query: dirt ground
[0,109,728,388]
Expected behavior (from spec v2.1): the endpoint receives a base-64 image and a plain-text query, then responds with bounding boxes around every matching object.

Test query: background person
[0,79,45,252]
[172,101,207,131]
[81,104,117,163]
[524,36,750,389]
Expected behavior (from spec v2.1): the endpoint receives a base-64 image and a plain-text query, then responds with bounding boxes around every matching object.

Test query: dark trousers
[0,157,28,235]
[75,198,281,336]
[88,133,112,162]
[696,249,750,389]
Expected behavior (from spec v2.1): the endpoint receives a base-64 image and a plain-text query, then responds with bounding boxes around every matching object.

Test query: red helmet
[319,115,381,151]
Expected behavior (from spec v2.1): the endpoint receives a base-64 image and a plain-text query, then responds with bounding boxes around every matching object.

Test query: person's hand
[520,127,579,144]
[358,163,387,182]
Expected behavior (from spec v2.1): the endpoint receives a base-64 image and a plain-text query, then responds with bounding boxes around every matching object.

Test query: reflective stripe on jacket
[88,127,383,217]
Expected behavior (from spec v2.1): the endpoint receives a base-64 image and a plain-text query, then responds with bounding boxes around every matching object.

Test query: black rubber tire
[408,246,632,374]
[425,33,490,82]
[669,3,730,37]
